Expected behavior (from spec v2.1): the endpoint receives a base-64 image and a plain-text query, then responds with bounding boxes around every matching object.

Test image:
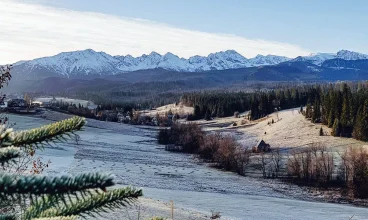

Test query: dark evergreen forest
[181,82,368,141]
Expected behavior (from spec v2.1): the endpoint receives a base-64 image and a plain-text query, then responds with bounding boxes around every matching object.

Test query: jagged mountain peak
[336,50,368,60]
[163,52,179,58]
[291,50,368,65]
[249,54,291,66]
[208,50,245,59]
[149,51,161,57]
[19,48,119,77]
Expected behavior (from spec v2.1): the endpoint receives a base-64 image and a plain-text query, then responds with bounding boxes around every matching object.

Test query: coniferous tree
[362,100,368,141]
[204,109,211,121]
[305,103,312,119]
[312,100,321,123]
[331,118,341,137]
[327,110,335,128]
[340,84,353,137]
[353,101,368,141]
[194,105,201,119]
[321,95,328,124]
[353,106,364,140]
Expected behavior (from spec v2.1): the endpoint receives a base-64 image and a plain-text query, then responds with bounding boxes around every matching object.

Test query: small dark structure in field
[254,139,271,152]
[165,144,183,152]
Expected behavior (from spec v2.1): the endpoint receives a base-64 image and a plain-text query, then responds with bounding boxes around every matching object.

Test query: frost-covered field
[8,113,368,220]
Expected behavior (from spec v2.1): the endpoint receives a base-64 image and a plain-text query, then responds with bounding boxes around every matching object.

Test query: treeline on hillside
[71,83,183,110]
[303,82,368,141]
[84,92,180,110]
[181,87,312,120]
[51,100,134,120]
[181,81,368,140]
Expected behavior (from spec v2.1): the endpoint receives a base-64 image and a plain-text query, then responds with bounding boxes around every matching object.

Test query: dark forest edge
[181,81,368,142]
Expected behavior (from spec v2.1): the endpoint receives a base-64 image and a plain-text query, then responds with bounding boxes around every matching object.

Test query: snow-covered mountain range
[11,49,291,77]
[10,49,368,77]
[291,50,368,65]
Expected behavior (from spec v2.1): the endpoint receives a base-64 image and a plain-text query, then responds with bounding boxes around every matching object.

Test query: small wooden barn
[254,140,271,152]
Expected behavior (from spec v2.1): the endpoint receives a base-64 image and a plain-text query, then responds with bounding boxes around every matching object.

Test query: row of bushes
[275,144,368,199]
[158,123,250,175]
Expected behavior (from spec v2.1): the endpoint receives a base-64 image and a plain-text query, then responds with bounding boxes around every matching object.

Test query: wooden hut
[254,140,270,152]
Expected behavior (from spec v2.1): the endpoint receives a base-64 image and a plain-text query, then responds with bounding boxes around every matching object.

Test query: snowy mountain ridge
[291,50,368,65]
[11,49,368,77]
[13,49,291,76]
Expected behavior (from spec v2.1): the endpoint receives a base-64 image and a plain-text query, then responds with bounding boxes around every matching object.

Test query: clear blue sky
[35,0,368,54]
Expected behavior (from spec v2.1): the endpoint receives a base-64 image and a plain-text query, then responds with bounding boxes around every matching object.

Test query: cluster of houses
[3,98,38,114]
[2,95,178,127]
[95,110,169,126]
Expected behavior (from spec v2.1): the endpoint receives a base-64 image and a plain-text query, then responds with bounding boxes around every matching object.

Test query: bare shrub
[199,132,222,160]
[339,146,368,198]
[287,150,302,179]
[311,143,334,182]
[271,148,282,178]
[257,152,270,178]
[199,133,250,175]
[213,135,238,171]
[256,148,282,178]
[287,143,334,184]
[157,123,205,153]
[176,123,205,153]
[233,146,251,175]
[158,123,250,175]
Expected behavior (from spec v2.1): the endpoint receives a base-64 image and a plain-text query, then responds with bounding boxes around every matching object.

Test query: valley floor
[10,110,368,219]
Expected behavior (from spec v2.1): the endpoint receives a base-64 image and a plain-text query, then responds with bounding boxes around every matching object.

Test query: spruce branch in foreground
[31,217,78,220]
[0,173,114,195]
[0,214,16,220]
[28,187,142,219]
[0,147,20,165]
[11,117,86,147]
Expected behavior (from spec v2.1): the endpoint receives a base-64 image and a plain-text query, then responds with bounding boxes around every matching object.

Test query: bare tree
[233,147,251,176]
[271,148,282,178]
[287,149,302,179]
[257,152,270,178]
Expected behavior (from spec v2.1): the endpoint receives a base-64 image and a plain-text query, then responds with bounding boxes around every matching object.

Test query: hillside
[192,108,366,152]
